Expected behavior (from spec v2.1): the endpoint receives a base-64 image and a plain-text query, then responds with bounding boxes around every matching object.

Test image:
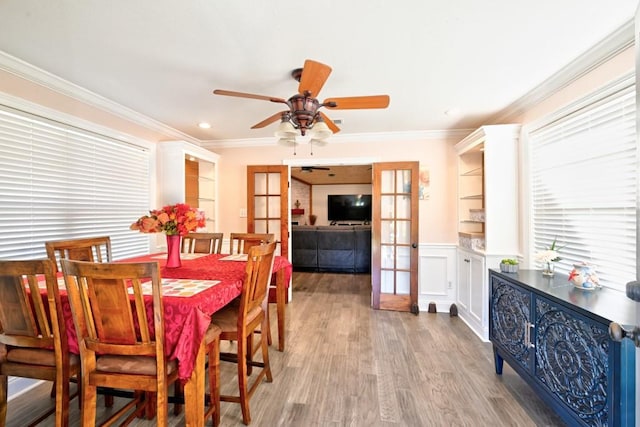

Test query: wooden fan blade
[298,60,332,97]
[251,111,287,129]
[319,112,341,134]
[213,89,287,104]
[323,95,390,110]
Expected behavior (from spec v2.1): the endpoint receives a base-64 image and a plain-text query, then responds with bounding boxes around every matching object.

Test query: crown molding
[0,50,200,144]
[1,16,632,150]
[200,128,473,149]
[0,91,154,149]
[491,18,634,124]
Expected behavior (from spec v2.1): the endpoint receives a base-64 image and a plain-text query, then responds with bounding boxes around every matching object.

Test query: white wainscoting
[418,243,457,313]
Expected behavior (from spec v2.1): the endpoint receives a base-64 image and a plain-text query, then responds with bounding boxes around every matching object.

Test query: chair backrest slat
[61,260,163,358]
[181,232,224,254]
[229,233,274,255]
[46,236,112,273]
[240,242,276,317]
[0,260,62,350]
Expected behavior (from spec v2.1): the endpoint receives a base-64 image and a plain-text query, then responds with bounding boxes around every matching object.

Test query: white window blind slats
[529,83,637,291]
[0,105,150,261]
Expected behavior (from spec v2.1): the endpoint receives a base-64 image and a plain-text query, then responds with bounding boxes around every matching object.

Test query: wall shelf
[291,208,305,215]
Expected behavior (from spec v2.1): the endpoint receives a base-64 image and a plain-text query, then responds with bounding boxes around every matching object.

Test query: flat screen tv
[327,194,372,222]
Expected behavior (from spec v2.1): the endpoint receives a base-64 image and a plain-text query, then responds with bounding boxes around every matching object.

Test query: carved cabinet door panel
[490,276,532,372]
[534,296,610,426]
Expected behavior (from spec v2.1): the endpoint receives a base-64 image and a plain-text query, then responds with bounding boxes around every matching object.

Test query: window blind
[0,105,151,260]
[529,83,637,291]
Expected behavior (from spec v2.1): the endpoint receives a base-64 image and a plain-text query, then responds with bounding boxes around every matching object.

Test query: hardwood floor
[6,271,565,426]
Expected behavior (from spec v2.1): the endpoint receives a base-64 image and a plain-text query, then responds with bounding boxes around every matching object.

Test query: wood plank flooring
[6,271,565,426]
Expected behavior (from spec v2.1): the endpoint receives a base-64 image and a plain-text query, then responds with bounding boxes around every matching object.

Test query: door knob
[411,243,418,248]
[609,322,640,347]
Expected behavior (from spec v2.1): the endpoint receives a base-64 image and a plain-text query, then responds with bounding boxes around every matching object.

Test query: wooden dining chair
[0,259,80,427]
[45,236,112,273]
[61,259,222,426]
[181,232,224,254]
[229,233,274,255]
[211,241,276,425]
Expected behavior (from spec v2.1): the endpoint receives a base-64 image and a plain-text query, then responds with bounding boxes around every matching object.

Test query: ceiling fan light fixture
[275,114,297,138]
[309,119,332,140]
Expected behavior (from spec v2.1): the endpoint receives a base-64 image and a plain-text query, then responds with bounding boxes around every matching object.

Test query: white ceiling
[0,1,636,143]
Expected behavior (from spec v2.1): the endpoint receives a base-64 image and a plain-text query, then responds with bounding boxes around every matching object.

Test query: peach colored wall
[210,136,459,244]
[510,46,634,125]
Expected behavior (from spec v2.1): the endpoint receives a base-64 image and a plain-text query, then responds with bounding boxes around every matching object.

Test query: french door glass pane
[396,271,410,294]
[267,173,280,193]
[381,245,395,268]
[267,196,281,217]
[254,196,267,217]
[381,195,395,218]
[254,220,267,233]
[254,173,267,195]
[381,270,395,293]
[396,195,411,219]
[268,220,281,241]
[381,221,394,244]
[396,221,410,244]
[381,170,394,193]
[397,246,411,270]
[396,170,412,193]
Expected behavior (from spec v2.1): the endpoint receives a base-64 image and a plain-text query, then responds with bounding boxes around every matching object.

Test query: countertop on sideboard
[490,269,636,326]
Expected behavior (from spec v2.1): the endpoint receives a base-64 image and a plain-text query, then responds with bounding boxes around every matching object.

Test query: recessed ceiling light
[198,122,211,129]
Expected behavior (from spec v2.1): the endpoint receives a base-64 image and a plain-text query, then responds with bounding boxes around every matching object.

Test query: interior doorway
[284,157,378,301]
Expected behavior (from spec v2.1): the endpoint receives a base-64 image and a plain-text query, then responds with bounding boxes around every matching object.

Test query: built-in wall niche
[184,157,216,231]
[157,141,219,243]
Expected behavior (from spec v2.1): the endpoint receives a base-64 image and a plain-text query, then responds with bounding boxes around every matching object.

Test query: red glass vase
[165,234,182,268]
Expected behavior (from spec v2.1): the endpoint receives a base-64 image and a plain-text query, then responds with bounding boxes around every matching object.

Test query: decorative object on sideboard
[535,237,562,278]
[569,262,601,290]
[499,259,519,273]
[308,214,317,225]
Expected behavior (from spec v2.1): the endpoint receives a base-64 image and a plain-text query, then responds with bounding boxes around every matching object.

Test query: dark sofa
[291,225,371,273]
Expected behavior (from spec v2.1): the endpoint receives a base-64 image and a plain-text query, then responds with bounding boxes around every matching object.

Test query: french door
[371,162,419,312]
[246,165,289,258]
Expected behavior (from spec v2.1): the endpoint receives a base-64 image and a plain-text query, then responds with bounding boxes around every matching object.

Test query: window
[0,105,151,260]
[528,76,637,291]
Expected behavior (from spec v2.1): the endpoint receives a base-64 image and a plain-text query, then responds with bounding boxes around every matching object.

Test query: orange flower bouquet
[130,203,205,268]
[130,203,205,236]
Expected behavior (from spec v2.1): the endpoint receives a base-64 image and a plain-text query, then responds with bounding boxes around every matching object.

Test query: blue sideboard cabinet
[489,269,636,426]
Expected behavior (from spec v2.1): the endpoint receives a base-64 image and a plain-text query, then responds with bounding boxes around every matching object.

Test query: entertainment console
[489,269,635,426]
[291,225,371,273]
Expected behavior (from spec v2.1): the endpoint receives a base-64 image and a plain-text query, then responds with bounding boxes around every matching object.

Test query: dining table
[39,251,292,426]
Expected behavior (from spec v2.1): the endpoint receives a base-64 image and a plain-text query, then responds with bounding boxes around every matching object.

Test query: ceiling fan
[213,59,390,138]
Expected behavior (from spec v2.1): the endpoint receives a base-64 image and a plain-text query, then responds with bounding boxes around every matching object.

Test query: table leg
[184,340,205,426]
[276,269,286,351]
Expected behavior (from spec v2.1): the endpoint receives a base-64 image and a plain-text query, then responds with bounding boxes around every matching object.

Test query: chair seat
[211,304,262,337]
[96,355,178,376]
[6,348,80,368]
